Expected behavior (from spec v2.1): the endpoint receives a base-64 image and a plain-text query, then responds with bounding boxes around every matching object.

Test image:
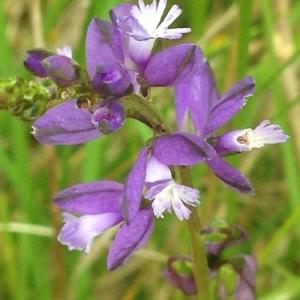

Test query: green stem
[128,94,212,298]
[178,166,212,299]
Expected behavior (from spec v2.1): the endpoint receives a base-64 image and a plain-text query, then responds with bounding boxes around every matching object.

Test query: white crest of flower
[147,181,200,221]
[56,45,73,58]
[238,120,289,150]
[131,0,191,40]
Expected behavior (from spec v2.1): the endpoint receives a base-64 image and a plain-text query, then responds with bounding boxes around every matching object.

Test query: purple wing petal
[58,212,123,254]
[144,44,202,87]
[32,100,102,145]
[175,59,219,134]
[152,132,216,166]
[206,156,255,194]
[86,18,119,80]
[121,148,148,224]
[54,181,124,214]
[107,209,154,270]
[204,76,255,135]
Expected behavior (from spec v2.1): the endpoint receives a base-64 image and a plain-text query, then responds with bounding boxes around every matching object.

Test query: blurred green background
[0,0,299,299]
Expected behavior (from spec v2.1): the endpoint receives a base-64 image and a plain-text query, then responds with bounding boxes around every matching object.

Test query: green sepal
[122,94,168,133]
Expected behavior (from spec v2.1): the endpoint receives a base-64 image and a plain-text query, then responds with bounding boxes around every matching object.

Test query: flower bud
[24,48,54,77]
[92,65,132,97]
[91,99,125,134]
[42,55,81,86]
[162,256,197,296]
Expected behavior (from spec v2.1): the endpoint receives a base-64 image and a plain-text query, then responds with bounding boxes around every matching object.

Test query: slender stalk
[178,166,212,299]
[0,194,18,299]
[130,97,212,298]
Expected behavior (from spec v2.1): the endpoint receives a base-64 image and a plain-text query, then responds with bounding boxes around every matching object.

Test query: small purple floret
[54,180,155,270]
[24,48,54,77]
[92,64,132,97]
[92,99,126,135]
[42,55,80,86]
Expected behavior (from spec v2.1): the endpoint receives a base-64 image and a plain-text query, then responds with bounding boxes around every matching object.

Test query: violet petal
[86,18,119,80]
[204,77,255,135]
[32,100,102,145]
[91,64,132,97]
[107,209,154,270]
[42,55,79,86]
[24,48,54,77]
[206,156,255,194]
[153,132,216,166]
[54,181,123,214]
[91,99,126,134]
[175,59,219,133]
[144,44,202,87]
[59,212,123,254]
[121,148,148,224]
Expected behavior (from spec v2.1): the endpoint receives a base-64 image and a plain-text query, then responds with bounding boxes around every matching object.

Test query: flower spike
[213,120,290,156]
[111,0,191,68]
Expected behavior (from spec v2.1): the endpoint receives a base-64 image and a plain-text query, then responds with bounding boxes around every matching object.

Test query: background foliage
[0,0,299,299]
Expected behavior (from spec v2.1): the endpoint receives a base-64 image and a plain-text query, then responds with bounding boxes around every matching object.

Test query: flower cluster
[24,0,288,275]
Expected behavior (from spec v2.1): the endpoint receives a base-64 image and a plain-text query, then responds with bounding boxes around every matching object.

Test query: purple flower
[153,59,289,194]
[24,48,54,77]
[121,148,201,222]
[24,46,82,86]
[54,180,154,270]
[85,18,136,97]
[32,98,125,145]
[31,10,201,145]
[53,148,200,269]
[212,120,289,156]
[86,16,201,94]
[111,0,191,69]
[91,99,126,134]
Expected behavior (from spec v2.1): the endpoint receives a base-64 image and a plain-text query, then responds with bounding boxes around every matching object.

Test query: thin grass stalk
[259,0,300,264]
[0,1,14,76]
[0,194,18,299]
[236,0,254,80]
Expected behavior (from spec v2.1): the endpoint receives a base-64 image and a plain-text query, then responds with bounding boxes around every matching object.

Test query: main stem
[178,166,212,299]
[130,97,212,298]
